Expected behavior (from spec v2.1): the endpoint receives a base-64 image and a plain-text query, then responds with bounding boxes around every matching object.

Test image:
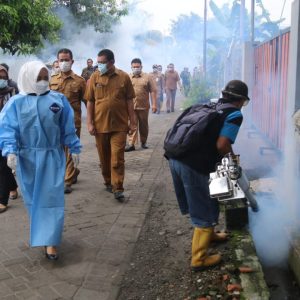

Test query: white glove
[72,153,80,168]
[7,153,17,171]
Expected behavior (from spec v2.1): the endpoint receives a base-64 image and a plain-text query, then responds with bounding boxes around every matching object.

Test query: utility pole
[251,0,255,44]
[240,0,246,41]
[203,0,207,78]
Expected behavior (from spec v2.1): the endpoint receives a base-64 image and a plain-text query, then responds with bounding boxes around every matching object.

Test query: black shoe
[125,145,135,152]
[72,169,80,184]
[105,184,113,193]
[64,185,72,194]
[167,110,170,113]
[114,191,125,202]
[44,247,59,261]
[141,143,148,149]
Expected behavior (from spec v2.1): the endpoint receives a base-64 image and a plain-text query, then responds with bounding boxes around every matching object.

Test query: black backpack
[164,102,239,159]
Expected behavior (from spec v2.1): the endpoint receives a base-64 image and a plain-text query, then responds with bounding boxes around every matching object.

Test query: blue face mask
[98,63,108,75]
[0,79,8,89]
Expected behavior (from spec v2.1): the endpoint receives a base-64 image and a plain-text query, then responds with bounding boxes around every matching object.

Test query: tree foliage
[170,13,203,44]
[53,0,128,32]
[1,0,128,55]
[0,0,62,55]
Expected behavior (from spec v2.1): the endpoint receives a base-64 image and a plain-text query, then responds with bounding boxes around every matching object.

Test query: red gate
[252,30,290,151]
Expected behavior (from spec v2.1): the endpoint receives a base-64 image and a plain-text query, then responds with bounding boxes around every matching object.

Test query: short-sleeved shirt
[84,67,135,133]
[180,71,191,85]
[130,72,157,110]
[150,72,164,95]
[50,71,86,128]
[165,70,180,90]
[219,110,243,143]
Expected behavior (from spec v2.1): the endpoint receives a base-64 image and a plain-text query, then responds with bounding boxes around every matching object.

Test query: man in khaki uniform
[165,63,182,113]
[85,49,136,202]
[150,64,164,114]
[50,48,86,194]
[125,58,157,152]
[81,58,94,81]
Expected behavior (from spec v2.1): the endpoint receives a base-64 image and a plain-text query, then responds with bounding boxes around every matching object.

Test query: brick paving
[0,107,179,300]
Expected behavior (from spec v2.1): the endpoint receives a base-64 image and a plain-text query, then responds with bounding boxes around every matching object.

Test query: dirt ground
[117,158,248,300]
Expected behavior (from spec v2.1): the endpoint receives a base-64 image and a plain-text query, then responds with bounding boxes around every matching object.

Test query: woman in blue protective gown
[0,61,81,260]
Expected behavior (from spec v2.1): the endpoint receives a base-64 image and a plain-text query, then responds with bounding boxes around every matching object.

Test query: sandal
[9,190,18,200]
[0,204,7,213]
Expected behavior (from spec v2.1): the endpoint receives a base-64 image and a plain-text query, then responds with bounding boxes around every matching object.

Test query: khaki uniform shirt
[50,71,86,128]
[81,67,94,81]
[130,72,157,110]
[150,72,164,95]
[84,67,135,133]
[165,70,180,90]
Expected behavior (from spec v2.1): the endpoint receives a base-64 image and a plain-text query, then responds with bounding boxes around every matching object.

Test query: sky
[135,0,292,33]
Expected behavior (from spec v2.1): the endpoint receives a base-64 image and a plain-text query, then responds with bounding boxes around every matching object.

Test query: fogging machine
[209,153,259,214]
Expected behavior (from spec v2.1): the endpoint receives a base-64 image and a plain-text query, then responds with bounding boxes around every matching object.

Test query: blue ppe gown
[0,91,81,247]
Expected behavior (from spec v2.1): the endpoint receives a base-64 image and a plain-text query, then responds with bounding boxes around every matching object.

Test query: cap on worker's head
[222,80,250,101]
[152,64,158,69]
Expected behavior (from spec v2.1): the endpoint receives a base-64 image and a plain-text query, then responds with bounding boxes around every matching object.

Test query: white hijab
[18,61,50,95]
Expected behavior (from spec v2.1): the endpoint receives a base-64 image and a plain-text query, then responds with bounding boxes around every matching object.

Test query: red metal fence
[252,30,290,151]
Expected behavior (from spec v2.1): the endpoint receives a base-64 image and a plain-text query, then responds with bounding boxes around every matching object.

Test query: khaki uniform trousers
[65,128,81,186]
[95,131,127,192]
[166,89,177,112]
[128,109,149,146]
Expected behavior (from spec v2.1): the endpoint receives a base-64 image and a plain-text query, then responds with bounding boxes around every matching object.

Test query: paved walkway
[0,107,179,300]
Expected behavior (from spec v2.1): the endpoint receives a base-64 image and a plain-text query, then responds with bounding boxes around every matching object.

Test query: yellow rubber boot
[191,227,221,271]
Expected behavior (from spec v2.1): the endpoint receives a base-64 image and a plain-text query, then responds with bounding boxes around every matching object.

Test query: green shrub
[183,78,217,109]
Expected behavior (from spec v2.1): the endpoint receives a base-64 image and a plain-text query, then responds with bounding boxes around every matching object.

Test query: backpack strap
[216,102,239,111]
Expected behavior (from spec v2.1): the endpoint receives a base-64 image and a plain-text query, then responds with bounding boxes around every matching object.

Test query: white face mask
[59,61,72,73]
[132,67,142,75]
[0,79,8,89]
[243,99,249,106]
[35,80,49,95]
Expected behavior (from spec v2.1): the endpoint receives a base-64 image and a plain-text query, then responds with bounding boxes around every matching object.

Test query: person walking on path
[0,65,18,213]
[85,49,136,202]
[150,64,164,114]
[164,63,182,113]
[180,67,191,97]
[0,61,81,260]
[125,58,157,152]
[166,80,250,271]
[50,48,86,194]
[81,58,95,81]
[51,60,60,76]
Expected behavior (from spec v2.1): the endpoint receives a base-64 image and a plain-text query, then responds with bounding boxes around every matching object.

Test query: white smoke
[247,100,300,267]
[0,4,203,80]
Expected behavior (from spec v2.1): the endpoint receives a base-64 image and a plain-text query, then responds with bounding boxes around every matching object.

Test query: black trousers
[0,151,18,206]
